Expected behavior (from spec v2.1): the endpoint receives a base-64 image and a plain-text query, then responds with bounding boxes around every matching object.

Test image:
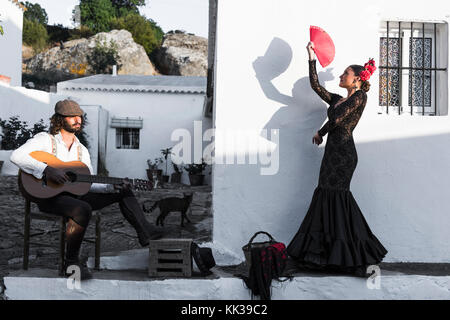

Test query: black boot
[64,219,92,280]
[119,196,165,246]
[64,257,92,280]
[353,265,375,278]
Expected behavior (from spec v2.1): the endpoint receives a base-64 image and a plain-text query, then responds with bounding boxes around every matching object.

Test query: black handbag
[241,231,290,300]
[242,231,277,274]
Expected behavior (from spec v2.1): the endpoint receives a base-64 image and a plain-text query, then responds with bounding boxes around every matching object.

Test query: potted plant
[171,162,183,183]
[146,157,163,182]
[184,158,208,186]
[160,147,173,183]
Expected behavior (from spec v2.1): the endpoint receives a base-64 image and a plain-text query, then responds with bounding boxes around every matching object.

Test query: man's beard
[62,120,81,133]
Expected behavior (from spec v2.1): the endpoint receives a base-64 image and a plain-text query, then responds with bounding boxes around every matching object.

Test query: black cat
[143,193,193,227]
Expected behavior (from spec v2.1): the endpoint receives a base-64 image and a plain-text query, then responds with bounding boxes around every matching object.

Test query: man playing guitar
[10,99,164,280]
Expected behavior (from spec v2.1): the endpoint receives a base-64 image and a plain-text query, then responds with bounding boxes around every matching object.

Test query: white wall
[0,84,100,174]
[0,0,23,86]
[57,89,212,182]
[212,0,450,262]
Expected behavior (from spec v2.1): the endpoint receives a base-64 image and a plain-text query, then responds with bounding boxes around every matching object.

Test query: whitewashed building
[1,74,210,183]
[0,0,25,86]
[57,74,211,183]
[211,0,450,265]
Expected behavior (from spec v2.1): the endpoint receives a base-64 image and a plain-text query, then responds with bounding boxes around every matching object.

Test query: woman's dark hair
[49,113,84,135]
[349,64,371,93]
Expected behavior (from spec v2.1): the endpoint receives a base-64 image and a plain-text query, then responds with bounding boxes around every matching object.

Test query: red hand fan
[310,26,335,68]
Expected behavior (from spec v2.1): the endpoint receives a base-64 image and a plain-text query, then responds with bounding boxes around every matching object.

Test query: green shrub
[23,18,49,53]
[0,13,4,36]
[87,39,122,74]
[109,13,163,56]
[46,24,95,43]
[68,25,96,40]
[0,115,90,150]
[0,116,48,150]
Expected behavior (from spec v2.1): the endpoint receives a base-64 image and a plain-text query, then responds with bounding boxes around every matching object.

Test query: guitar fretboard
[76,175,133,185]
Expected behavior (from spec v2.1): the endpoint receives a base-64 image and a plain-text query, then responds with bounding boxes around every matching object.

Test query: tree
[20,1,48,25]
[23,18,49,53]
[110,13,163,56]
[79,0,116,33]
[79,0,149,33]
[111,0,146,17]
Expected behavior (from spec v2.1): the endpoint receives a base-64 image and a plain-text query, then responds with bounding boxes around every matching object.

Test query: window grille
[379,21,447,115]
[116,128,140,149]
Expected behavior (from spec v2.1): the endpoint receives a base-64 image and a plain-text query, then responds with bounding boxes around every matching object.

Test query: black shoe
[64,258,92,280]
[137,231,150,247]
[120,197,165,244]
[353,265,374,278]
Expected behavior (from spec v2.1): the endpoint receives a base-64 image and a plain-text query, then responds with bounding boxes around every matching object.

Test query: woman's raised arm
[309,59,335,104]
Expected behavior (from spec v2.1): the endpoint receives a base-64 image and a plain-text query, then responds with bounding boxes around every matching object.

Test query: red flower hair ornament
[360,58,376,81]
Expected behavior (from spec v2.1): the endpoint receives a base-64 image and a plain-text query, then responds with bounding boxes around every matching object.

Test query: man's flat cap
[55,99,84,116]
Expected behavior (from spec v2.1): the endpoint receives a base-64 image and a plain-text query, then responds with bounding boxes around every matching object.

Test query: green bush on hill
[23,18,49,53]
[87,39,122,74]
[110,13,164,56]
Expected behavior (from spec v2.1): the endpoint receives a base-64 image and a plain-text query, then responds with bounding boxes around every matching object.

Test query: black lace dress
[286,60,388,274]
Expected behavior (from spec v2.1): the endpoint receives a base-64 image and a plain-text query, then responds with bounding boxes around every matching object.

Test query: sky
[27,0,209,37]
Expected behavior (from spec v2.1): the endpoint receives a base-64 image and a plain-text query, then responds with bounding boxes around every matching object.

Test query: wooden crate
[148,238,192,277]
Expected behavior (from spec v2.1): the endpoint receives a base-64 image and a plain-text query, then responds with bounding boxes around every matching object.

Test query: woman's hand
[307,41,316,61]
[312,131,323,145]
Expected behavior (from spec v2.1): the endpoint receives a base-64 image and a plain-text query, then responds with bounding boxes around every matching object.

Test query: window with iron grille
[116,128,140,149]
[379,21,448,115]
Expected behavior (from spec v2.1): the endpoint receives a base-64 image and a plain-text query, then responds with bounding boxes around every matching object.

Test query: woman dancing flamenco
[287,42,388,278]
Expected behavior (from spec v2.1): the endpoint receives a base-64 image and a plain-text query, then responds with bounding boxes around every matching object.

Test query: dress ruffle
[287,186,388,272]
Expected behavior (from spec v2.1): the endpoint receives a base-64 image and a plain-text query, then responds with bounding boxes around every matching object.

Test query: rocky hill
[22,30,208,91]
[23,30,158,90]
[152,32,208,76]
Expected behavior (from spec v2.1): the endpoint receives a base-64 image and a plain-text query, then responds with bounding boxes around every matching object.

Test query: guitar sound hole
[65,171,77,182]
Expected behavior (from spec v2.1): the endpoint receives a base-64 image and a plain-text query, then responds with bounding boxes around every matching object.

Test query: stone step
[4,267,450,300]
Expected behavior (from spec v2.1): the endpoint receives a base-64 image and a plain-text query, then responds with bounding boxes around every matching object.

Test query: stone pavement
[0,175,212,299]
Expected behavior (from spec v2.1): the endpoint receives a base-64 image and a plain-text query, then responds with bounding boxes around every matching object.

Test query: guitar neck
[76,174,131,185]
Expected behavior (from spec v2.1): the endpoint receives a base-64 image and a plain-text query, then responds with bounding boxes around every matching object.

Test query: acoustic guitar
[18,151,152,200]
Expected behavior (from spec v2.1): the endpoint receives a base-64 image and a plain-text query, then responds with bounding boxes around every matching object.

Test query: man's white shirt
[10,131,112,193]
